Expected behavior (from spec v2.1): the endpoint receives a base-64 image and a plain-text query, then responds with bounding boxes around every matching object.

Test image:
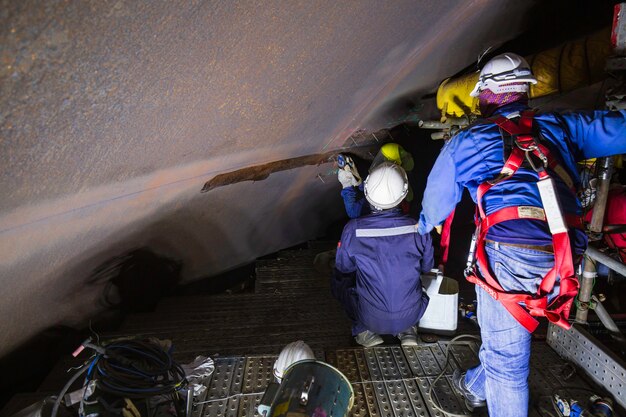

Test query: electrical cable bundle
[51,338,188,417]
[89,339,187,399]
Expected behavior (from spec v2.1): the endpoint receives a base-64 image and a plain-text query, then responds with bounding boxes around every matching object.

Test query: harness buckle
[514,133,548,172]
[525,150,546,173]
[514,134,538,152]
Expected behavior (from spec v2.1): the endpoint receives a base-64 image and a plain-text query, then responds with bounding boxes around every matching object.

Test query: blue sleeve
[341,185,367,219]
[335,221,357,274]
[558,110,626,160]
[418,232,434,274]
[417,139,464,234]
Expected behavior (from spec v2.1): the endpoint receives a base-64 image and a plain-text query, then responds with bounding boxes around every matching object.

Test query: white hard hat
[364,162,408,210]
[273,340,315,383]
[470,53,537,97]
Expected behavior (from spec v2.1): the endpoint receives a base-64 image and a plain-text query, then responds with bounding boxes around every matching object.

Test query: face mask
[478,87,528,117]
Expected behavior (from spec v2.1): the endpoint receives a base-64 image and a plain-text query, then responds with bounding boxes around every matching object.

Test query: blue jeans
[465,242,555,417]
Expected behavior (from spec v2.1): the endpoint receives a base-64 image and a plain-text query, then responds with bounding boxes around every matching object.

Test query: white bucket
[418,269,459,334]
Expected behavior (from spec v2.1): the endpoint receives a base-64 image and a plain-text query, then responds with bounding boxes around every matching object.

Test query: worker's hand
[434,225,443,234]
[338,169,359,188]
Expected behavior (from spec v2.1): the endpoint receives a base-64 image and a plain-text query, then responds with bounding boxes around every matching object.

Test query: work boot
[355,330,384,347]
[451,369,486,411]
[397,325,419,346]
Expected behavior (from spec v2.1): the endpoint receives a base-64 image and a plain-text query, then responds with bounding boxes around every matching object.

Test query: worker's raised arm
[417,140,463,234]
[558,109,626,160]
[340,185,367,219]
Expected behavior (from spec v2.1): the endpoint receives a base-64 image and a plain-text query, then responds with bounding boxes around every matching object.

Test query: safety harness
[464,110,582,332]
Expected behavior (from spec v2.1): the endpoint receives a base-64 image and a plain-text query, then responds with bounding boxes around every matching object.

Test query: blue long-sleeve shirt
[334,208,434,335]
[418,103,626,249]
[341,184,370,219]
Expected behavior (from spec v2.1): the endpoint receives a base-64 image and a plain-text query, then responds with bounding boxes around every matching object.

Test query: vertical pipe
[575,256,597,323]
[589,157,614,233]
[578,157,613,322]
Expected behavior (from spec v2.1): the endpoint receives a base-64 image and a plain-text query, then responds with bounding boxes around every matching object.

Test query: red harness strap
[466,111,580,333]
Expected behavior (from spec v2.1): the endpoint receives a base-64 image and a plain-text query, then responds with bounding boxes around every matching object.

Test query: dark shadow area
[495,0,617,58]
[0,326,84,408]
[445,0,619,82]
[444,190,478,297]
[87,248,182,313]
[173,262,256,296]
[0,248,183,409]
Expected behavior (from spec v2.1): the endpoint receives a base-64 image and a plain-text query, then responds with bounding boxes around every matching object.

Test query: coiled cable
[92,339,187,398]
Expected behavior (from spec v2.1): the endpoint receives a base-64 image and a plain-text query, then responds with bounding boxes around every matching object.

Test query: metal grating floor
[0,244,605,417]
[189,342,596,417]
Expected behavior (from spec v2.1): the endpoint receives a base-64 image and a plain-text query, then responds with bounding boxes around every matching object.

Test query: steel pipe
[430,131,447,140]
[420,120,448,129]
[586,246,626,276]
[589,157,614,233]
[591,295,621,333]
[575,257,597,323]
[603,224,626,233]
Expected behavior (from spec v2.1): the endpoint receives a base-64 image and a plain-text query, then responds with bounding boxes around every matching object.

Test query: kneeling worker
[332,162,434,347]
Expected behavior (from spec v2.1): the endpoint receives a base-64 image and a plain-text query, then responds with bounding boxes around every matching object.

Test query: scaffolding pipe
[575,257,597,323]
[576,157,614,322]
[604,224,626,233]
[589,157,614,233]
[591,294,626,356]
[431,131,447,140]
[420,120,448,129]
[591,295,621,333]
[586,246,626,276]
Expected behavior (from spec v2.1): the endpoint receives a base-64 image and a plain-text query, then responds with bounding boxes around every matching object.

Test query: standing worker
[338,143,414,218]
[333,162,434,347]
[417,53,626,415]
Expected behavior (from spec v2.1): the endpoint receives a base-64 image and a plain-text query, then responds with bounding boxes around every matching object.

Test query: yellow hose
[436,28,612,119]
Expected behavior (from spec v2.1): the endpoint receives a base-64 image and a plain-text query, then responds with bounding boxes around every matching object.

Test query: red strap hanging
[466,110,580,332]
[440,210,455,266]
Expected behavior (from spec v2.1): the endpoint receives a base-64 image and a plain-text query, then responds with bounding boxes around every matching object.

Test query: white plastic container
[418,269,459,334]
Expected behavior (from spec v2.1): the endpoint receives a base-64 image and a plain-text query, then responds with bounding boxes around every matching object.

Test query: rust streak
[201,147,376,193]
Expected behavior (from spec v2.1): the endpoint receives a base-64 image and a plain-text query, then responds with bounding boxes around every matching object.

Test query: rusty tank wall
[0,0,538,357]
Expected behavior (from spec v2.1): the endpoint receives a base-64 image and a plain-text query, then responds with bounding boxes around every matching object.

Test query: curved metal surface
[0,0,536,355]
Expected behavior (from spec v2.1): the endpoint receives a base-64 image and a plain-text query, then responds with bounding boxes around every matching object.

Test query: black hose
[93,339,186,399]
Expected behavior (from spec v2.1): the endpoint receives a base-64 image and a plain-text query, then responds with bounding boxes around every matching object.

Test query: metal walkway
[0,244,602,417]
[183,341,596,417]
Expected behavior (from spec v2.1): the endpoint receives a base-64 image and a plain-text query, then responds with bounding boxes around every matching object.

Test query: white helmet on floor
[364,162,408,210]
[273,340,315,383]
[469,52,537,97]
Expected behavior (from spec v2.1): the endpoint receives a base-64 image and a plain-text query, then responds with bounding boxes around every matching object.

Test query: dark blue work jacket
[334,208,434,335]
